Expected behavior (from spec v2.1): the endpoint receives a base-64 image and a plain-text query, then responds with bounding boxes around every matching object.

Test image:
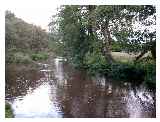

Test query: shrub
[108,61,155,87]
[109,62,145,83]
[5,102,14,118]
[83,50,155,87]
[6,52,32,64]
[14,52,32,64]
[31,52,48,61]
[136,58,156,86]
[143,62,156,85]
[84,52,110,75]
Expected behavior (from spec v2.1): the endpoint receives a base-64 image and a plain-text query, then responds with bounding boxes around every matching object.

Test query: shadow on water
[5,57,156,118]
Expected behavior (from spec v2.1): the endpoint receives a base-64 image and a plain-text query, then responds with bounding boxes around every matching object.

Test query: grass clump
[5,102,14,118]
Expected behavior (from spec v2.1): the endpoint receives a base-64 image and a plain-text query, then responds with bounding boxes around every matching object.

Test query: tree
[52,6,90,67]
[5,10,49,53]
[134,5,156,61]
[49,5,156,68]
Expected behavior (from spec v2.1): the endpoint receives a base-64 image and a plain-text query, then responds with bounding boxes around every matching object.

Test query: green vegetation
[31,52,48,61]
[49,5,156,87]
[84,51,155,86]
[5,102,14,118]
[6,52,32,64]
[137,57,156,86]
[6,51,49,64]
[5,6,156,89]
[5,11,49,64]
[109,61,155,86]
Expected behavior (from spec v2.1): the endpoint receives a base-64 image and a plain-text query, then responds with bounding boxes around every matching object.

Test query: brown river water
[5,57,156,118]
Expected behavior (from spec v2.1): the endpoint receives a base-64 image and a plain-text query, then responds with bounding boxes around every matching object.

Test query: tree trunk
[151,41,156,60]
[135,50,146,61]
[102,20,114,64]
[135,41,156,61]
[88,5,96,36]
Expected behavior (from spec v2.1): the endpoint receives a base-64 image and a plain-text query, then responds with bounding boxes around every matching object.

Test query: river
[5,57,156,118]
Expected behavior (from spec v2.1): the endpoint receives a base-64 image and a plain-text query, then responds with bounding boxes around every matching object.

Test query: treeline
[49,5,156,87]
[5,11,49,63]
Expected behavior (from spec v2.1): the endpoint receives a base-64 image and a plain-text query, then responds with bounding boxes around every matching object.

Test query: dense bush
[31,52,48,61]
[6,52,32,64]
[109,62,145,83]
[111,41,122,52]
[84,52,110,75]
[85,57,155,86]
[135,57,156,86]
[144,63,156,84]
[6,51,49,63]
[139,61,156,86]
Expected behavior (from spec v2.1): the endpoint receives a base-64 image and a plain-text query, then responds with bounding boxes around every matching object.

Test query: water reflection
[12,82,62,118]
[5,58,156,118]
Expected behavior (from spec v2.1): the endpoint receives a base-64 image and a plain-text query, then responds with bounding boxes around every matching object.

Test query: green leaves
[6,11,50,64]
[5,102,14,118]
[31,52,48,61]
[5,11,48,52]
[49,5,156,82]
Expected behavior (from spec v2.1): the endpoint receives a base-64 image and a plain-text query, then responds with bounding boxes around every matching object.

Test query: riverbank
[6,50,50,64]
[5,102,14,118]
[82,52,156,89]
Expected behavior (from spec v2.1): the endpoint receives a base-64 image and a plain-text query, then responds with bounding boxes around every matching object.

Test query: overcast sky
[8,6,60,31]
[4,0,157,32]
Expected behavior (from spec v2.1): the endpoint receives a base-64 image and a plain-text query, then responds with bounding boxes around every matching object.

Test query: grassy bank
[5,102,14,118]
[6,50,49,64]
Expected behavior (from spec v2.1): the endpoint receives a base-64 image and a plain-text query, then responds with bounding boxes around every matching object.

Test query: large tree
[49,5,156,68]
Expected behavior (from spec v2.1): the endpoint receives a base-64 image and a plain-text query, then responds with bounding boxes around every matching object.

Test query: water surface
[5,57,156,118]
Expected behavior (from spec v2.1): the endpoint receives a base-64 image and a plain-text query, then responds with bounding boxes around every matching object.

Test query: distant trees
[5,11,48,53]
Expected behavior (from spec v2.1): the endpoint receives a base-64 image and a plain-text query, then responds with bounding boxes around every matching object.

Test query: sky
[7,3,157,32]
[3,0,157,33]
[9,6,60,31]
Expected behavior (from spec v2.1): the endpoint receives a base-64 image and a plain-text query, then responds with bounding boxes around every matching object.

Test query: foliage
[6,52,32,64]
[137,58,156,85]
[85,51,155,86]
[5,11,48,52]
[53,5,90,68]
[48,5,156,87]
[31,52,48,61]
[111,41,122,52]
[50,5,156,64]
[5,11,49,63]
[85,51,109,75]
[109,62,145,83]
[5,102,14,118]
